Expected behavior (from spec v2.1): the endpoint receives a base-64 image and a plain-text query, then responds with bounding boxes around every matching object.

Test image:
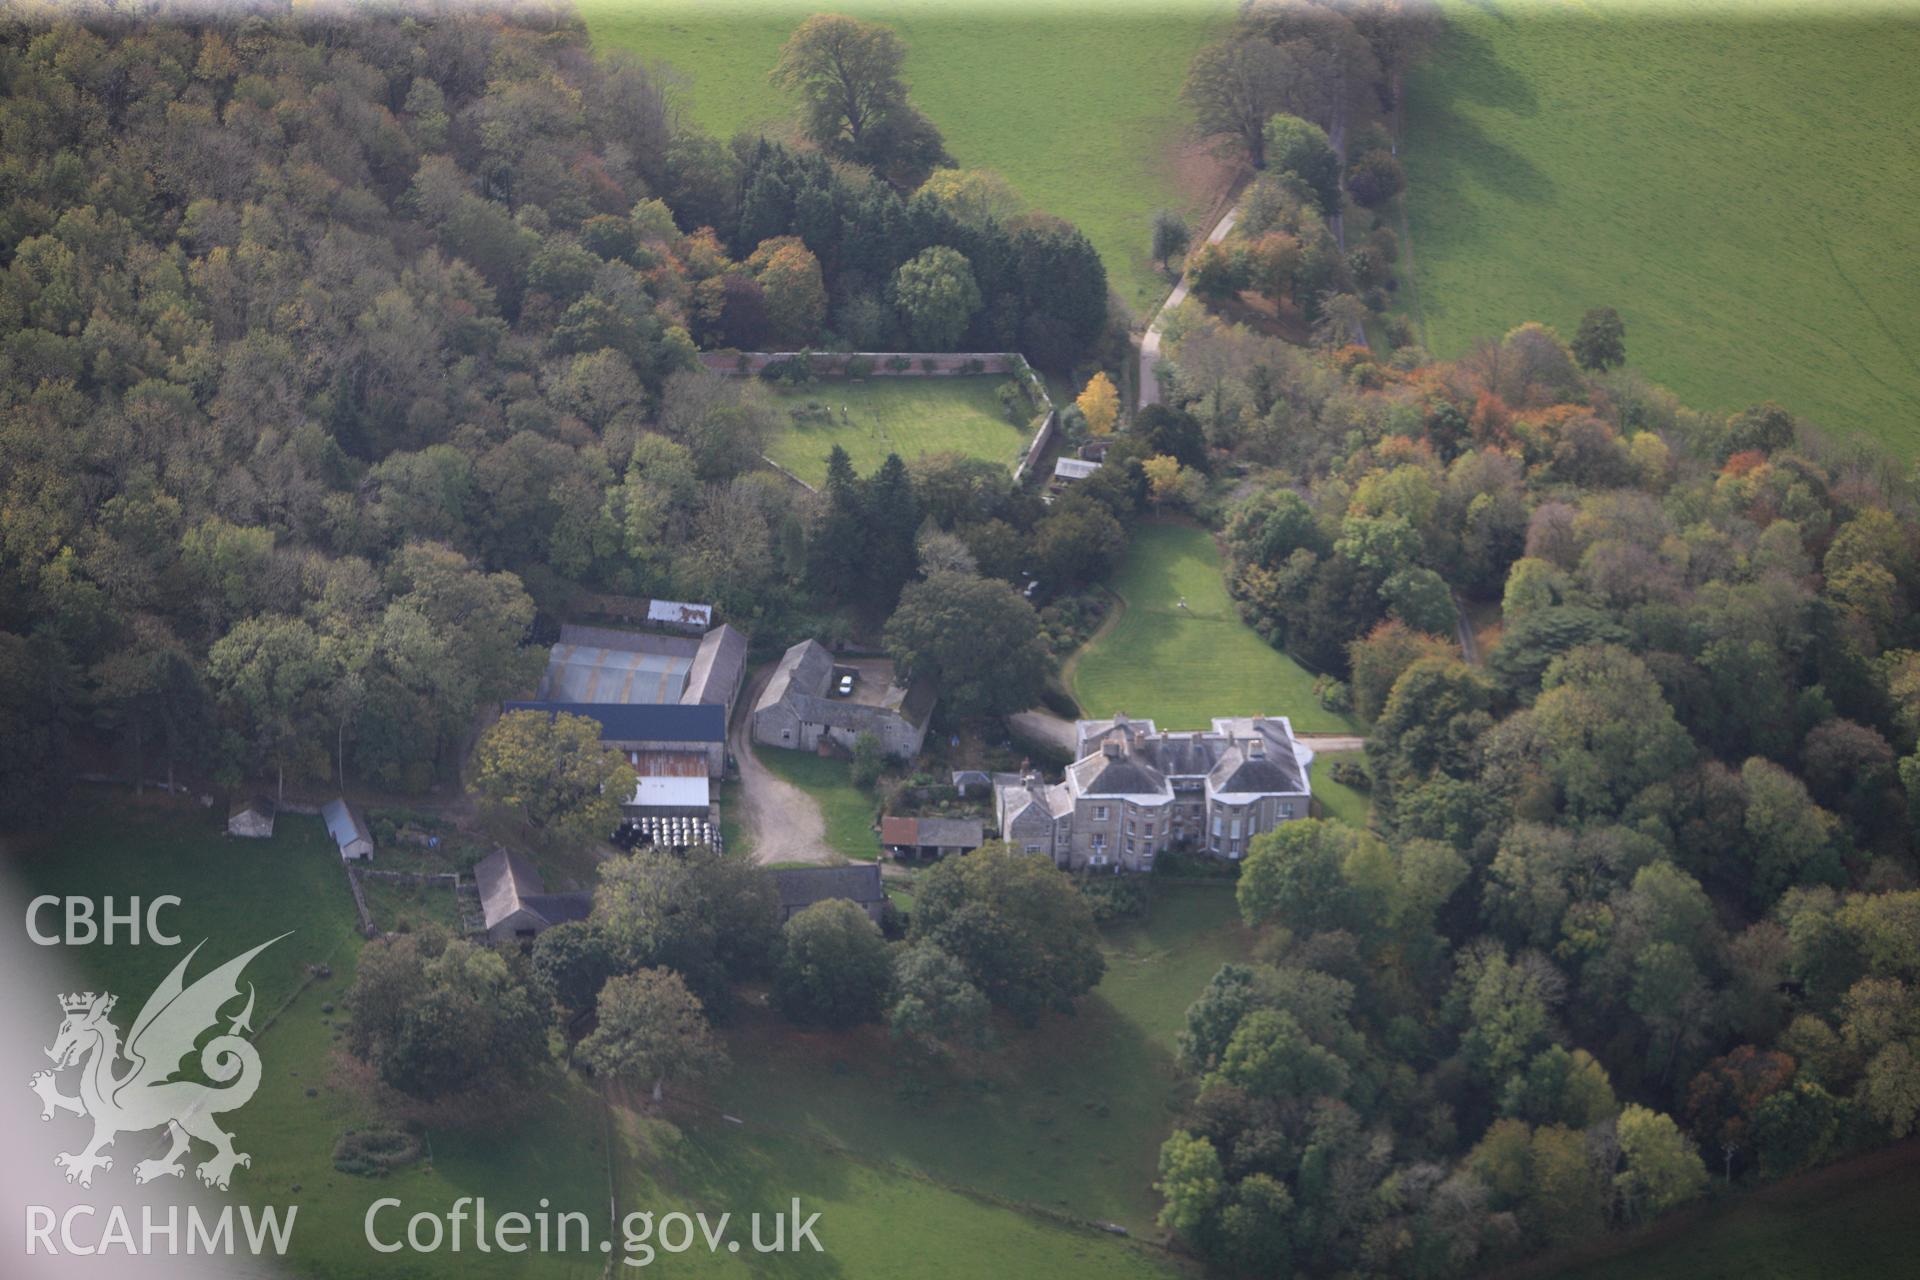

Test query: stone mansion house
[995,715,1314,872]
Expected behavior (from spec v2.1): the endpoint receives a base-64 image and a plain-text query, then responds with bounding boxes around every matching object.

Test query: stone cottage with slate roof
[995,714,1313,872]
[473,848,592,944]
[752,639,936,759]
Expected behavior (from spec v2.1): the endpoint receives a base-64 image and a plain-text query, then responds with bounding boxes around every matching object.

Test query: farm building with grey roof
[751,639,936,760]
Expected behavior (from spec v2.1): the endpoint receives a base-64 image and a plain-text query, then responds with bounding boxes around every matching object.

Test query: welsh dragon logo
[28,935,287,1190]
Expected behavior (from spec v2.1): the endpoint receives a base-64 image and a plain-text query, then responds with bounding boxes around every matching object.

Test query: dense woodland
[1128,5,1920,1273]
[1147,265,1920,1278]
[0,5,1130,816]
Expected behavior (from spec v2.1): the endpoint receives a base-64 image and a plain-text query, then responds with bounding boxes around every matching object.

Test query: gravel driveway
[729,664,835,865]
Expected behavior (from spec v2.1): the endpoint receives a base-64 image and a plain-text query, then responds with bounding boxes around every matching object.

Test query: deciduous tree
[1572,307,1626,372]
[1183,37,1303,168]
[909,843,1105,1025]
[889,941,990,1055]
[347,929,546,1100]
[884,571,1049,717]
[774,899,893,1029]
[891,246,981,349]
[1076,371,1120,437]
[580,967,726,1102]
[471,710,631,842]
[1152,209,1191,270]
[770,14,949,182]
[1263,114,1342,216]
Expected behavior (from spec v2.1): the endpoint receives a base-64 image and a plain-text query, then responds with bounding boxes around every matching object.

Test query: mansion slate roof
[1067,751,1170,800]
[999,775,1075,823]
[1069,716,1309,798]
[1209,745,1306,796]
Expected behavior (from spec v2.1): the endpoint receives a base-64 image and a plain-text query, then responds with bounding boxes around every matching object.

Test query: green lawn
[754,747,880,860]
[1071,522,1360,733]
[14,806,363,1013]
[1555,1150,1920,1280]
[8,804,1180,1279]
[358,873,464,936]
[764,376,1032,487]
[1400,3,1920,454]
[710,884,1248,1235]
[715,777,750,857]
[1098,883,1250,1053]
[632,1119,1184,1280]
[1309,750,1372,829]
[582,0,1234,315]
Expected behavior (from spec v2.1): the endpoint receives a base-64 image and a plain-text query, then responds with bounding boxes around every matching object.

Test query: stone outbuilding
[880,816,985,860]
[226,796,276,839]
[473,849,592,944]
[769,864,888,924]
[751,640,935,760]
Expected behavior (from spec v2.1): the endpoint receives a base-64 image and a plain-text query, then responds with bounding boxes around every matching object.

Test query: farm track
[728,664,835,866]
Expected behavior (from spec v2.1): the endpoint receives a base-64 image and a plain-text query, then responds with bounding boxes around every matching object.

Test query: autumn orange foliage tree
[1076,371,1119,436]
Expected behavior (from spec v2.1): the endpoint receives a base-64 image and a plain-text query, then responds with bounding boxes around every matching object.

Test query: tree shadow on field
[1418,23,1555,206]
[1460,0,1518,28]
[1442,21,1540,117]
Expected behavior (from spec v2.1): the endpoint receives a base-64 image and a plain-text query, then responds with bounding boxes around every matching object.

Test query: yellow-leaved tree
[1076,371,1119,436]
[1143,454,1184,509]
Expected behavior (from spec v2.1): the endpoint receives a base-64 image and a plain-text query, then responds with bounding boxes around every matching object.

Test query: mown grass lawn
[753,748,880,860]
[1098,883,1250,1053]
[581,0,1234,316]
[1071,523,1360,733]
[764,376,1032,487]
[1400,3,1920,454]
[1310,750,1372,829]
[708,884,1246,1235]
[9,805,1181,1279]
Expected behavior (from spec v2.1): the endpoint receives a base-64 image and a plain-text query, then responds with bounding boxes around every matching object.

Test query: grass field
[1554,1146,1920,1280]
[7,804,1183,1279]
[711,884,1248,1234]
[753,747,880,860]
[1400,3,1920,454]
[1070,522,1360,733]
[582,0,1234,315]
[765,376,1033,486]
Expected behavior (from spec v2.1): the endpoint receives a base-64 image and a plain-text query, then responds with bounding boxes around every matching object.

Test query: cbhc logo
[25,897,182,946]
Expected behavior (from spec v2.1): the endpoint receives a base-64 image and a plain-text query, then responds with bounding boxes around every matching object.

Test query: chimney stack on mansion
[995,714,1314,872]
